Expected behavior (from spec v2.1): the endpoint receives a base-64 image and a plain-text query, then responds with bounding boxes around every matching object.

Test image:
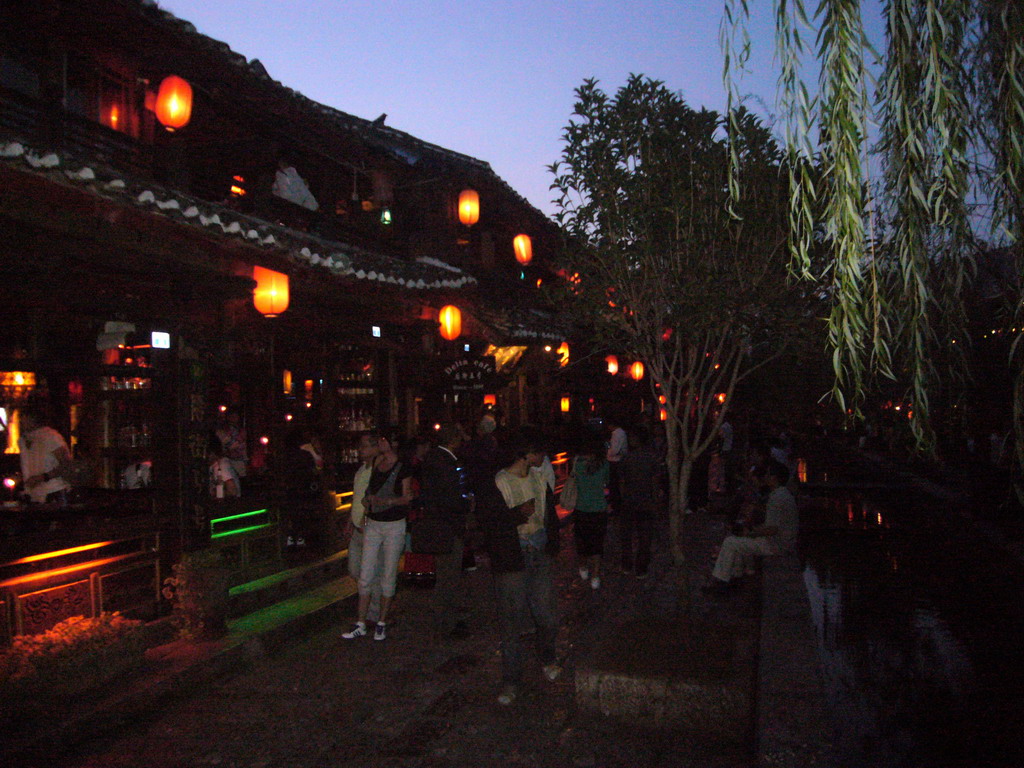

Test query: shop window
[65,54,142,138]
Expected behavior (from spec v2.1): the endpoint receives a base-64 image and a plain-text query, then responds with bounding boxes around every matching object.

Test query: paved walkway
[17,510,775,768]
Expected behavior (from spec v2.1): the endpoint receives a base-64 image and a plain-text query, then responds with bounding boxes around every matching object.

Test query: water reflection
[801,490,1023,767]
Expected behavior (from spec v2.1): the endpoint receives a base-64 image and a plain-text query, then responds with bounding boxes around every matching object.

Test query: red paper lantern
[513,234,533,265]
[605,355,619,375]
[439,305,462,340]
[155,75,193,131]
[253,266,289,317]
[629,361,645,381]
[458,189,479,226]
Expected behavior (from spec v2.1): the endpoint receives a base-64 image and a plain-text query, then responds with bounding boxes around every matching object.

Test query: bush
[0,613,145,709]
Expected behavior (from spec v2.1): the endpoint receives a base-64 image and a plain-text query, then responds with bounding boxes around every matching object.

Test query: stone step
[574,616,758,742]
[227,549,350,618]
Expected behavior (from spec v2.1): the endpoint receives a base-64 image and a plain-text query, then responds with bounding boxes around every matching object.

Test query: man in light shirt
[19,407,71,505]
[705,460,798,591]
[605,417,628,513]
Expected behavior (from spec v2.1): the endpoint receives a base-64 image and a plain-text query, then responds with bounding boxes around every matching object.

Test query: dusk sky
[157,1,883,217]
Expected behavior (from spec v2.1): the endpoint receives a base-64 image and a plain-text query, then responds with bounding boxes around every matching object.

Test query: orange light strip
[6,541,116,566]
[0,554,129,588]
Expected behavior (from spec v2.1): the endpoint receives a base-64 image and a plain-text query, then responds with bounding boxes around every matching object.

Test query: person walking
[571,437,610,590]
[343,430,415,641]
[618,426,660,578]
[476,429,561,705]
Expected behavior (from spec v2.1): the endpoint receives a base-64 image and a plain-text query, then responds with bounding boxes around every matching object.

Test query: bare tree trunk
[665,426,692,567]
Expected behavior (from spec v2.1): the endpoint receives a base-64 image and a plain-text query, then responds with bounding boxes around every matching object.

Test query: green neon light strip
[210,508,269,526]
[210,523,272,539]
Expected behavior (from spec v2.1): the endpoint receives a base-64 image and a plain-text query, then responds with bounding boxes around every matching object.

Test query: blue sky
[157,1,883,217]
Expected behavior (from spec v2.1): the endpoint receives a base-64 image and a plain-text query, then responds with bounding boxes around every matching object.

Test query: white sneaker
[578,567,589,582]
[590,576,601,590]
[543,664,562,682]
[373,622,387,641]
[342,621,367,639]
[497,684,518,705]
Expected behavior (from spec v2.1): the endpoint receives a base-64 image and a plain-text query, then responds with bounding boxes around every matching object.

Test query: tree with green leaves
[722,0,1022,460]
[550,75,812,564]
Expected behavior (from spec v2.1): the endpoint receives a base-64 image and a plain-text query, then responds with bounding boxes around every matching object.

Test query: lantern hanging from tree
[606,355,619,375]
[629,361,645,381]
[253,266,289,317]
[458,189,479,226]
[155,75,193,131]
[513,234,533,265]
[560,395,571,413]
[438,305,462,340]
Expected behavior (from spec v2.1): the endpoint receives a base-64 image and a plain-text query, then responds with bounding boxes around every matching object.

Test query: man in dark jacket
[416,423,471,638]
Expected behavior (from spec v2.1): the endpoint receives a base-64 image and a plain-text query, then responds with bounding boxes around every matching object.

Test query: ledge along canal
[797,457,1024,767]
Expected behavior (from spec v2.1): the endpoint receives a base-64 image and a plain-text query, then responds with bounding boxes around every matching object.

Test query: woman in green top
[571,437,610,589]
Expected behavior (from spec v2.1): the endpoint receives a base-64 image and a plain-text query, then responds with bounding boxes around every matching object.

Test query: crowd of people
[327,413,802,705]
[10,394,798,705]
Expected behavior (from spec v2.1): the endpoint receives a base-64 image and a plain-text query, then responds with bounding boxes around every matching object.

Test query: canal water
[799,471,1024,767]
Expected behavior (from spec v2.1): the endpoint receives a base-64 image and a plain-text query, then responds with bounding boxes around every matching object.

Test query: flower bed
[0,613,146,720]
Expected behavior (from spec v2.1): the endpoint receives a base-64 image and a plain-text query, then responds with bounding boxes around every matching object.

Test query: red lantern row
[457,189,532,265]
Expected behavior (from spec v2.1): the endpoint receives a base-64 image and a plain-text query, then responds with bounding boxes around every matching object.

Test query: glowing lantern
[458,189,480,226]
[716,392,727,404]
[660,408,668,421]
[155,75,193,131]
[483,394,497,407]
[439,305,462,340]
[253,266,289,317]
[513,234,533,265]
[629,361,644,381]
[797,458,808,483]
[557,342,570,367]
[606,355,619,375]
[560,396,571,413]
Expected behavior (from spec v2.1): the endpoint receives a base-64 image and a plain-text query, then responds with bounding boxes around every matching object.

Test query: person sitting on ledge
[703,459,797,592]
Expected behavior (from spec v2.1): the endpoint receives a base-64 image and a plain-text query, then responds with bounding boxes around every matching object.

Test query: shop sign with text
[444,357,495,391]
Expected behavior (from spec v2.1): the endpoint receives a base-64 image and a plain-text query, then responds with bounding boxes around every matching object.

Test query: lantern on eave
[629,361,645,381]
[605,355,619,375]
[155,75,193,131]
[253,266,290,317]
[557,341,570,367]
[458,189,480,226]
[513,234,533,265]
[438,304,462,340]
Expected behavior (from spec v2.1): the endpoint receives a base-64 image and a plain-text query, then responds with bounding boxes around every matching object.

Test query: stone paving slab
[7,508,835,768]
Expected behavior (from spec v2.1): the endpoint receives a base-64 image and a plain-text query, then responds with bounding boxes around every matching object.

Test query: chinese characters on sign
[443,358,496,391]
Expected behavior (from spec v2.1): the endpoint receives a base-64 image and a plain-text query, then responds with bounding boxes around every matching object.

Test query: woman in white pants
[343,432,415,641]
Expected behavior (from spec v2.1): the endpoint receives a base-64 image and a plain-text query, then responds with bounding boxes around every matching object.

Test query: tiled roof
[133,0,552,225]
[0,138,475,290]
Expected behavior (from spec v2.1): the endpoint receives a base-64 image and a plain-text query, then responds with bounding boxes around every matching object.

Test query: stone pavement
[9,508,832,768]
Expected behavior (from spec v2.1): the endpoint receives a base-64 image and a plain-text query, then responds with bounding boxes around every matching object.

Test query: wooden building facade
[0,0,564,643]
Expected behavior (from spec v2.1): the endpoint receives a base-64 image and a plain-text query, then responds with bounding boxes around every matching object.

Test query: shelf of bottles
[335,354,377,465]
[95,351,158,489]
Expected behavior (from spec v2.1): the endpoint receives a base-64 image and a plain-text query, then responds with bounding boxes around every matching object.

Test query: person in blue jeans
[477,429,561,705]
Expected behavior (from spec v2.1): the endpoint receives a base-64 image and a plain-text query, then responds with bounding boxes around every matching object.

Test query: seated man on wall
[704,459,797,592]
